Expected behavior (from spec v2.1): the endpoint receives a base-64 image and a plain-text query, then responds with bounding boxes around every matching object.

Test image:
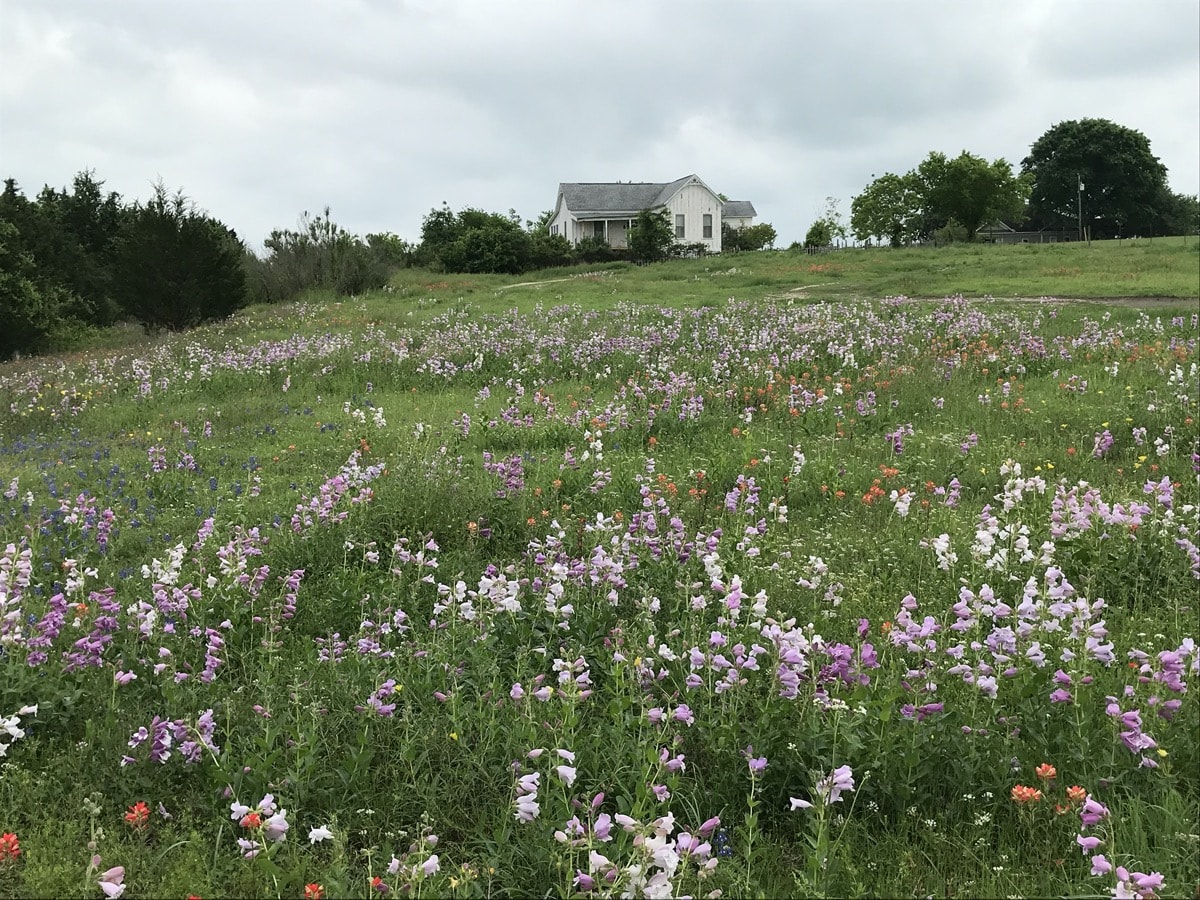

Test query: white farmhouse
[548,174,756,253]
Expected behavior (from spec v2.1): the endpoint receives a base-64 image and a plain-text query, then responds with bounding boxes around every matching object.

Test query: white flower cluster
[790,446,807,476]
[343,401,388,429]
[930,533,958,571]
[581,429,604,463]
[0,703,37,758]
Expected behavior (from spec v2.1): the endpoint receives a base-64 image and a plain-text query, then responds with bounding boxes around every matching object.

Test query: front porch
[574,217,634,249]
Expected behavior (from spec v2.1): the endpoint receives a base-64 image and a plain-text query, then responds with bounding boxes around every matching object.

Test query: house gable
[652,174,718,209]
[548,189,572,240]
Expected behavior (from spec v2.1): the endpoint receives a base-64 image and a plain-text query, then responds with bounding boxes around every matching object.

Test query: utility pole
[1077,174,1083,243]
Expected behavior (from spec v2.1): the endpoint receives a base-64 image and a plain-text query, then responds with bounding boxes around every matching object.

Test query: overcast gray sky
[2,0,1197,250]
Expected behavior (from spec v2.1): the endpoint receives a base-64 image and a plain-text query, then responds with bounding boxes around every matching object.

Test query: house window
[675,214,685,239]
[703,214,713,239]
[551,224,558,235]
[594,221,606,239]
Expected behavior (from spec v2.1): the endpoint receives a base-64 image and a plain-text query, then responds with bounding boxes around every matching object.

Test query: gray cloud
[2,0,1196,249]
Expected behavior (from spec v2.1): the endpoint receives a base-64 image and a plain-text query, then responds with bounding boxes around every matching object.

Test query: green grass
[0,251,1197,898]
[384,236,1200,314]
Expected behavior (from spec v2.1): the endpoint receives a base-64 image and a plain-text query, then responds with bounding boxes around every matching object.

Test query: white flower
[514,793,540,822]
[98,866,125,899]
[308,825,334,844]
[263,810,289,842]
[1,716,23,740]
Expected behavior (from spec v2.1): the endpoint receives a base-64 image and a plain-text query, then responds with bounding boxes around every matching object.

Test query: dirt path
[766,283,840,300]
[498,275,1197,310]
[495,276,579,291]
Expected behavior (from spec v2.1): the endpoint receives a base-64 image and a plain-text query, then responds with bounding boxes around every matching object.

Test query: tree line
[0,176,781,360]
[0,175,416,360]
[3,117,1195,361]
[0,175,248,360]
[841,118,1198,247]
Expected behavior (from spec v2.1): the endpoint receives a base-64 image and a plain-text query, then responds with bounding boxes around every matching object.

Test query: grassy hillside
[0,244,1196,898]
[382,236,1200,315]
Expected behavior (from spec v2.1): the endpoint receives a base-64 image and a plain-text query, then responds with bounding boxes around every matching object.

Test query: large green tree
[1154,189,1199,237]
[1022,118,1168,239]
[916,151,1029,242]
[851,173,919,246]
[114,184,247,332]
[42,171,127,321]
[852,153,1027,245]
[0,172,127,325]
[0,219,75,360]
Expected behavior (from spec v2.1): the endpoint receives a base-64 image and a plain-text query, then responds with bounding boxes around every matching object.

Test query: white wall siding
[549,193,574,241]
[665,182,722,252]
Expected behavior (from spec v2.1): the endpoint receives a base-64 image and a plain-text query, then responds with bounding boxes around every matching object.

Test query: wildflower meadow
[0,250,1197,898]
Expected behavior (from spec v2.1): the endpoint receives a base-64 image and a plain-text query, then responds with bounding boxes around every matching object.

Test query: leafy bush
[627,208,676,263]
[573,235,616,264]
[419,205,533,274]
[248,208,392,304]
[931,221,969,245]
[365,232,416,270]
[529,231,575,269]
[804,219,834,249]
[722,221,777,252]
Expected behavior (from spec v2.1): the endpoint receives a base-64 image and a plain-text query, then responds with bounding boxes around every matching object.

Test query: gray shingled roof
[722,200,756,218]
[558,175,695,216]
